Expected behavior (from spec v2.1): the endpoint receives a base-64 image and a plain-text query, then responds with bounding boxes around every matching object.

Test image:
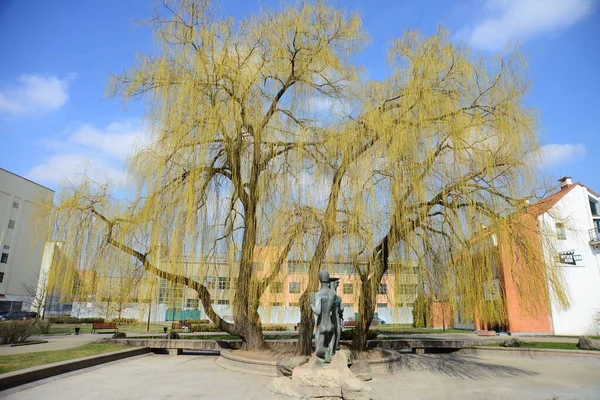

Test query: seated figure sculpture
[310,270,338,363]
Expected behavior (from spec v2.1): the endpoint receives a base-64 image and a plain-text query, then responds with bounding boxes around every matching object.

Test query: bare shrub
[36,319,52,334]
[0,320,37,344]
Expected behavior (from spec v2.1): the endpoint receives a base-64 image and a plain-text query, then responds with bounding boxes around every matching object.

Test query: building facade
[63,247,419,324]
[0,168,54,312]
[459,177,600,335]
[538,177,600,335]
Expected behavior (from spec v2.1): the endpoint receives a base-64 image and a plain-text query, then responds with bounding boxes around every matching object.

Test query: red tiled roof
[577,182,600,198]
[527,181,599,216]
[527,184,577,216]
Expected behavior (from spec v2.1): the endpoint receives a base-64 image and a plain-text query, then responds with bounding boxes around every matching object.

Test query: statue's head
[319,269,330,283]
[330,278,340,290]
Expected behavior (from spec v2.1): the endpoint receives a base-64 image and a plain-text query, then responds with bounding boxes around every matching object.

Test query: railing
[589,227,600,244]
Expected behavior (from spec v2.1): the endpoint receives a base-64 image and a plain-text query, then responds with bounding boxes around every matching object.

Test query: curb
[216,349,279,377]
[0,347,151,391]
[461,346,600,357]
[9,340,49,347]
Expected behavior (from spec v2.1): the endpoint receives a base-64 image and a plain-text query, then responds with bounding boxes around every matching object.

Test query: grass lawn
[486,341,581,350]
[0,342,132,374]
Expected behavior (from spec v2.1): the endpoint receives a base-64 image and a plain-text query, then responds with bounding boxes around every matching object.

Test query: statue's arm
[310,293,321,315]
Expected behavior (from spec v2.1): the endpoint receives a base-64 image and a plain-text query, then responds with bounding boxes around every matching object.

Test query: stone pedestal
[168,348,182,356]
[270,350,377,400]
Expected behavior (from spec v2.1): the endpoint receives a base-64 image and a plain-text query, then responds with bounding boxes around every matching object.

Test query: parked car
[343,316,385,328]
[343,319,356,328]
[0,311,37,321]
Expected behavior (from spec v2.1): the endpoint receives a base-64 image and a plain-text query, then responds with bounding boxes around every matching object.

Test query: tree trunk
[296,291,315,355]
[232,195,266,350]
[352,277,375,351]
[296,165,347,355]
[296,226,335,355]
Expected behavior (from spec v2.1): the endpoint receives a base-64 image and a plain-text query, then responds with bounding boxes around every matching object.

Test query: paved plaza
[2,350,599,400]
[0,334,103,355]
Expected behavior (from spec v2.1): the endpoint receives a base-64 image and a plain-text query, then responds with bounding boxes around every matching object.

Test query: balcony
[589,228,600,247]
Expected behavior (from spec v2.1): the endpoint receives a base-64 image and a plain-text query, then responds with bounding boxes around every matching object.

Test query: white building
[538,177,600,335]
[0,168,54,313]
[452,176,600,336]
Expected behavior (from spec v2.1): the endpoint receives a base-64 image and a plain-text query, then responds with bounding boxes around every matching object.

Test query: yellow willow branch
[90,208,236,334]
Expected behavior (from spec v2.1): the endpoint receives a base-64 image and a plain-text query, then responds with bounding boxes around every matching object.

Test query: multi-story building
[456,177,600,335]
[0,168,54,313]
[538,177,600,335]
[62,245,419,324]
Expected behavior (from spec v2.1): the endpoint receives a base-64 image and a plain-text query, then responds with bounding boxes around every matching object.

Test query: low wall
[0,347,151,391]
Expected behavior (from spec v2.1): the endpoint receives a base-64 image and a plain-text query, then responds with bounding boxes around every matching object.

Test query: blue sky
[0,0,598,194]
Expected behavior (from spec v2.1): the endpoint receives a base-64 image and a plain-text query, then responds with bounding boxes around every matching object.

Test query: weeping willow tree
[297,28,568,350]
[48,0,566,353]
[50,0,365,350]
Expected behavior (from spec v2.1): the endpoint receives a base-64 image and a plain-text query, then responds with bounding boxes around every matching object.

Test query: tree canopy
[48,0,565,352]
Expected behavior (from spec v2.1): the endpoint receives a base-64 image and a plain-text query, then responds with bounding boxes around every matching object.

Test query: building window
[2,245,9,250]
[400,284,417,296]
[186,298,199,308]
[204,276,216,289]
[590,198,599,216]
[270,282,283,293]
[218,277,230,290]
[12,201,19,209]
[217,300,229,305]
[0,272,3,282]
[7,220,15,229]
[377,284,387,295]
[343,283,353,294]
[556,222,566,240]
[271,302,283,306]
[0,253,8,263]
[288,262,309,273]
[377,303,388,308]
[289,282,301,294]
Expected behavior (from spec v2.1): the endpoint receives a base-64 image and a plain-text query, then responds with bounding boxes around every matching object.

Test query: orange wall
[497,214,553,334]
[430,301,452,329]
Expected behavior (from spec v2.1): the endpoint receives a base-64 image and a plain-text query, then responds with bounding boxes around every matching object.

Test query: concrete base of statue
[270,350,377,400]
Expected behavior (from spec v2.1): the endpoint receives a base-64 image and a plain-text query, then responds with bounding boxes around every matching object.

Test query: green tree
[51,0,365,350]
[49,0,565,353]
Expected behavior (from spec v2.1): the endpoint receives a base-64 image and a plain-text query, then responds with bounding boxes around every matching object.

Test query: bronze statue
[331,278,343,352]
[310,270,336,362]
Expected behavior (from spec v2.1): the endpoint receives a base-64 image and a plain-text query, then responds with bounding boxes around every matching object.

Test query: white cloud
[309,96,353,117]
[464,0,595,51]
[539,143,586,168]
[26,120,150,187]
[295,170,332,207]
[0,74,72,115]
[26,154,128,188]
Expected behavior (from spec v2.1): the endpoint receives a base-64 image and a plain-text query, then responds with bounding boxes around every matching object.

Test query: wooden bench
[91,322,118,334]
[172,321,192,330]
